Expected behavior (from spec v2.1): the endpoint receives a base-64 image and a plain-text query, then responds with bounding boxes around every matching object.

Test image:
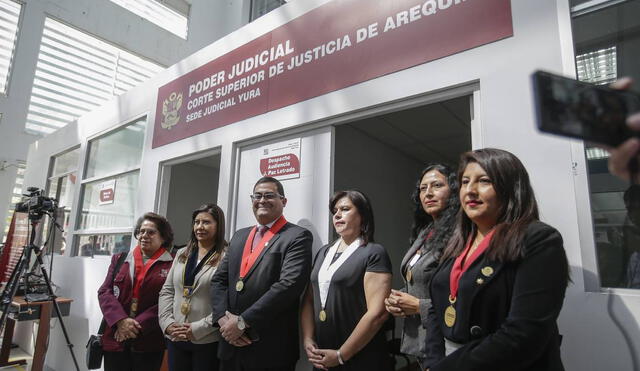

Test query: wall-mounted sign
[259,138,301,180]
[153,0,513,148]
[99,179,116,205]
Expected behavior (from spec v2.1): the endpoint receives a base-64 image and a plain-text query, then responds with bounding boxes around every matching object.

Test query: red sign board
[153,0,513,148]
[260,154,301,178]
[100,189,114,203]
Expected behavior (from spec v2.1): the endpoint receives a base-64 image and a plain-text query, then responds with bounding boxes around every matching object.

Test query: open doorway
[333,95,472,288]
[163,153,221,248]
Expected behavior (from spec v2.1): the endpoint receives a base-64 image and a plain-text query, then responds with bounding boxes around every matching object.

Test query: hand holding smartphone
[532,70,640,147]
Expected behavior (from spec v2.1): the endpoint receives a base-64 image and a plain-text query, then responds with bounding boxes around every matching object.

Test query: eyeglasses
[250,192,282,201]
[137,229,158,237]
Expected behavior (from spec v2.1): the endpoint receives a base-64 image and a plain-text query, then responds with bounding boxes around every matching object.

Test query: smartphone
[532,70,640,147]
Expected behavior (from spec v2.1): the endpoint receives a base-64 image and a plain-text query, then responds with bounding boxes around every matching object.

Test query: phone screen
[532,70,640,147]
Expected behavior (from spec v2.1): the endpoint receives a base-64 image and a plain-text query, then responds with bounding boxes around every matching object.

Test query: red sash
[449,229,495,299]
[132,245,165,300]
[239,216,287,278]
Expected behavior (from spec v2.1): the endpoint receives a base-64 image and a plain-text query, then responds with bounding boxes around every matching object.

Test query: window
[250,0,287,21]
[109,0,188,39]
[75,118,146,257]
[571,0,640,289]
[25,18,164,136]
[0,0,21,94]
[44,148,80,255]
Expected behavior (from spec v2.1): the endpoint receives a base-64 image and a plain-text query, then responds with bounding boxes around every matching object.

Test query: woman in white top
[159,203,227,371]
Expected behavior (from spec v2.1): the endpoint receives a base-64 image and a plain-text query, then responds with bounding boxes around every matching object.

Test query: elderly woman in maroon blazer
[98,212,174,371]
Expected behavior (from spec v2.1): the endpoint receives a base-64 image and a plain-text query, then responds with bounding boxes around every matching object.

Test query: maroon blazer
[97,248,173,352]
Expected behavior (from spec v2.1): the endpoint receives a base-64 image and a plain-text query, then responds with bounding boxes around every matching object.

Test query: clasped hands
[115,318,141,342]
[304,338,340,370]
[165,322,194,341]
[384,289,420,317]
[218,311,252,347]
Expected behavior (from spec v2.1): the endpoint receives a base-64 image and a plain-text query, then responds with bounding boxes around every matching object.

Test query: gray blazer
[399,227,440,358]
[158,251,222,344]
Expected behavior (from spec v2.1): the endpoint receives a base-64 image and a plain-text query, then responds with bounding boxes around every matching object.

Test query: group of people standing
[97,147,569,371]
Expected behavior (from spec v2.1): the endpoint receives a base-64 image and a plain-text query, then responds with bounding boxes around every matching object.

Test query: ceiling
[342,95,472,165]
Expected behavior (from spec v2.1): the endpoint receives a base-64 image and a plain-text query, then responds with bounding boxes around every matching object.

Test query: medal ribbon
[317,237,362,308]
[183,247,217,288]
[239,216,287,278]
[404,229,435,278]
[132,245,166,302]
[449,229,495,300]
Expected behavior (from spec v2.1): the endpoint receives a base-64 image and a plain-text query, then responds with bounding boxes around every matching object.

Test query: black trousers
[103,349,163,371]
[220,356,295,371]
[167,340,220,371]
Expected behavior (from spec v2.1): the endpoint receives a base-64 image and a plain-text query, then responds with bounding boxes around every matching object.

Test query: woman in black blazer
[423,148,569,371]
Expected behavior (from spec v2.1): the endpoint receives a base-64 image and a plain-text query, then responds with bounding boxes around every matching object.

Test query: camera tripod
[0,215,80,371]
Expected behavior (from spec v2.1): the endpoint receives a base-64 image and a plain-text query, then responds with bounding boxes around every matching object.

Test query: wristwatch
[237,315,247,331]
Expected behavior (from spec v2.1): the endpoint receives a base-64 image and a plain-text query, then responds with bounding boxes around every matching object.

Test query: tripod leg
[33,252,80,371]
[0,251,27,335]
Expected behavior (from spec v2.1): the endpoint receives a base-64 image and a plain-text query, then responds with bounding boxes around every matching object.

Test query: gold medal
[444,305,456,327]
[481,266,494,277]
[130,299,138,316]
[319,310,327,322]
[444,296,456,327]
[181,302,190,315]
[236,280,244,292]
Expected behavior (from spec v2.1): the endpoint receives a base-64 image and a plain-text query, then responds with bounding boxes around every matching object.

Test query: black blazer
[424,221,568,371]
[210,221,313,368]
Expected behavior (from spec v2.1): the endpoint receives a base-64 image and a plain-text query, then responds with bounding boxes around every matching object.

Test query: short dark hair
[329,190,375,245]
[253,176,285,197]
[134,212,174,249]
[179,203,228,266]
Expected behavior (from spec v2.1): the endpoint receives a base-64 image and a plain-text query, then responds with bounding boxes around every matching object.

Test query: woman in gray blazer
[159,203,227,371]
[384,164,459,368]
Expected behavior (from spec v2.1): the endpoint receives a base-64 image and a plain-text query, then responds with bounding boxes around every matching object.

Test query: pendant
[405,269,413,283]
[481,266,494,277]
[236,280,244,292]
[319,310,327,322]
[181,302,191,315]
[130,299,138,315]
[183,288,191,297]
[444,305,456,327]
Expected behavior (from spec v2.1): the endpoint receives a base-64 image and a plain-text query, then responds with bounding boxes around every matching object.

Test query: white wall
[21,0,640,370]
[0,0,251,243]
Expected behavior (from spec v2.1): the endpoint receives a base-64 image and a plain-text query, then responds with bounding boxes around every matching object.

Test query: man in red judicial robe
[211,176,313,371]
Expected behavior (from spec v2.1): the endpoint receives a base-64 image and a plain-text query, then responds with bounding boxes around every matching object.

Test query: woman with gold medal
[159,204,227,371]
[301,190,392,370]
[384,163,459,369]
[423,149,569,371]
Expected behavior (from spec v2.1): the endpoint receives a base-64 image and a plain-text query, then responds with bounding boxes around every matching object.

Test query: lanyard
[132,245,165,301]
[448,229,495,299]
[409,229,435,267]
[183,247,217,288]
[317,237,362,308]
[239,216,287,278]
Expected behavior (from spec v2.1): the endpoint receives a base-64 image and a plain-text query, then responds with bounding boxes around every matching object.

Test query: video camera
[15,187,57,219]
